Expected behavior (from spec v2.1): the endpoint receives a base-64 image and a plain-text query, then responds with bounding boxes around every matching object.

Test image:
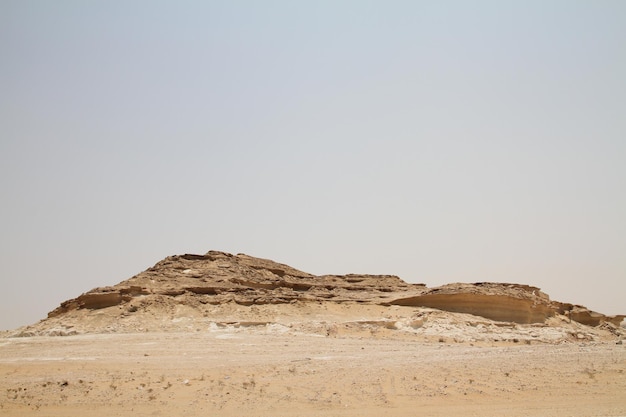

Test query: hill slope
[8,251,625,342]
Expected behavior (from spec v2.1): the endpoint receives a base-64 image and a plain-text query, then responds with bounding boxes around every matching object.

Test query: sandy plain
[1,324,625,417]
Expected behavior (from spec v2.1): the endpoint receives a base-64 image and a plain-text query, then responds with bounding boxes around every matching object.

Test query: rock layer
[41,251,624,330]
[391,293,553,324]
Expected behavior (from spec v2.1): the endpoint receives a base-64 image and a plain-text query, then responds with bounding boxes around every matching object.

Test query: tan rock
[12,250,625,338]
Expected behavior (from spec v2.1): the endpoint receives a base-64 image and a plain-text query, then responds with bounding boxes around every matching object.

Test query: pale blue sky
[1,1,624,330]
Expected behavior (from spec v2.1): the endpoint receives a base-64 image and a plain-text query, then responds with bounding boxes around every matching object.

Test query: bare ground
[1,325,625,417]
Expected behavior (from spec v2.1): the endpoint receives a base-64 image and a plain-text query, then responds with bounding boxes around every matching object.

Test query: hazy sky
[1,1,625,330]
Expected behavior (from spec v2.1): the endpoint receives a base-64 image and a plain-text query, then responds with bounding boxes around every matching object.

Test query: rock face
[0,251,612,343]
[19,250,623,337]
[48,251,418,316]
[390,283,557,324]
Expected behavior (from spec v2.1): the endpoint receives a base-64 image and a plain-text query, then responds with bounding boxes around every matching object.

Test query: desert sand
[1,325,625,417]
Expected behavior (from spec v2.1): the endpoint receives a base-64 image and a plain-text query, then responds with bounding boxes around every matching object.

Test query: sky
[1,1,624,330]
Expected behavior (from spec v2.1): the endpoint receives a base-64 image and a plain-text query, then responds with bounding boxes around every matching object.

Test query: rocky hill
[9,251,625,342]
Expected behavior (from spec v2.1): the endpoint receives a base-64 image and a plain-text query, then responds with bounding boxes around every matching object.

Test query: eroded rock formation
[44,251,623,329]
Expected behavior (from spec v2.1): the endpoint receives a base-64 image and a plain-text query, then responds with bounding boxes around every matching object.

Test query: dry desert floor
[1,327,625,417]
